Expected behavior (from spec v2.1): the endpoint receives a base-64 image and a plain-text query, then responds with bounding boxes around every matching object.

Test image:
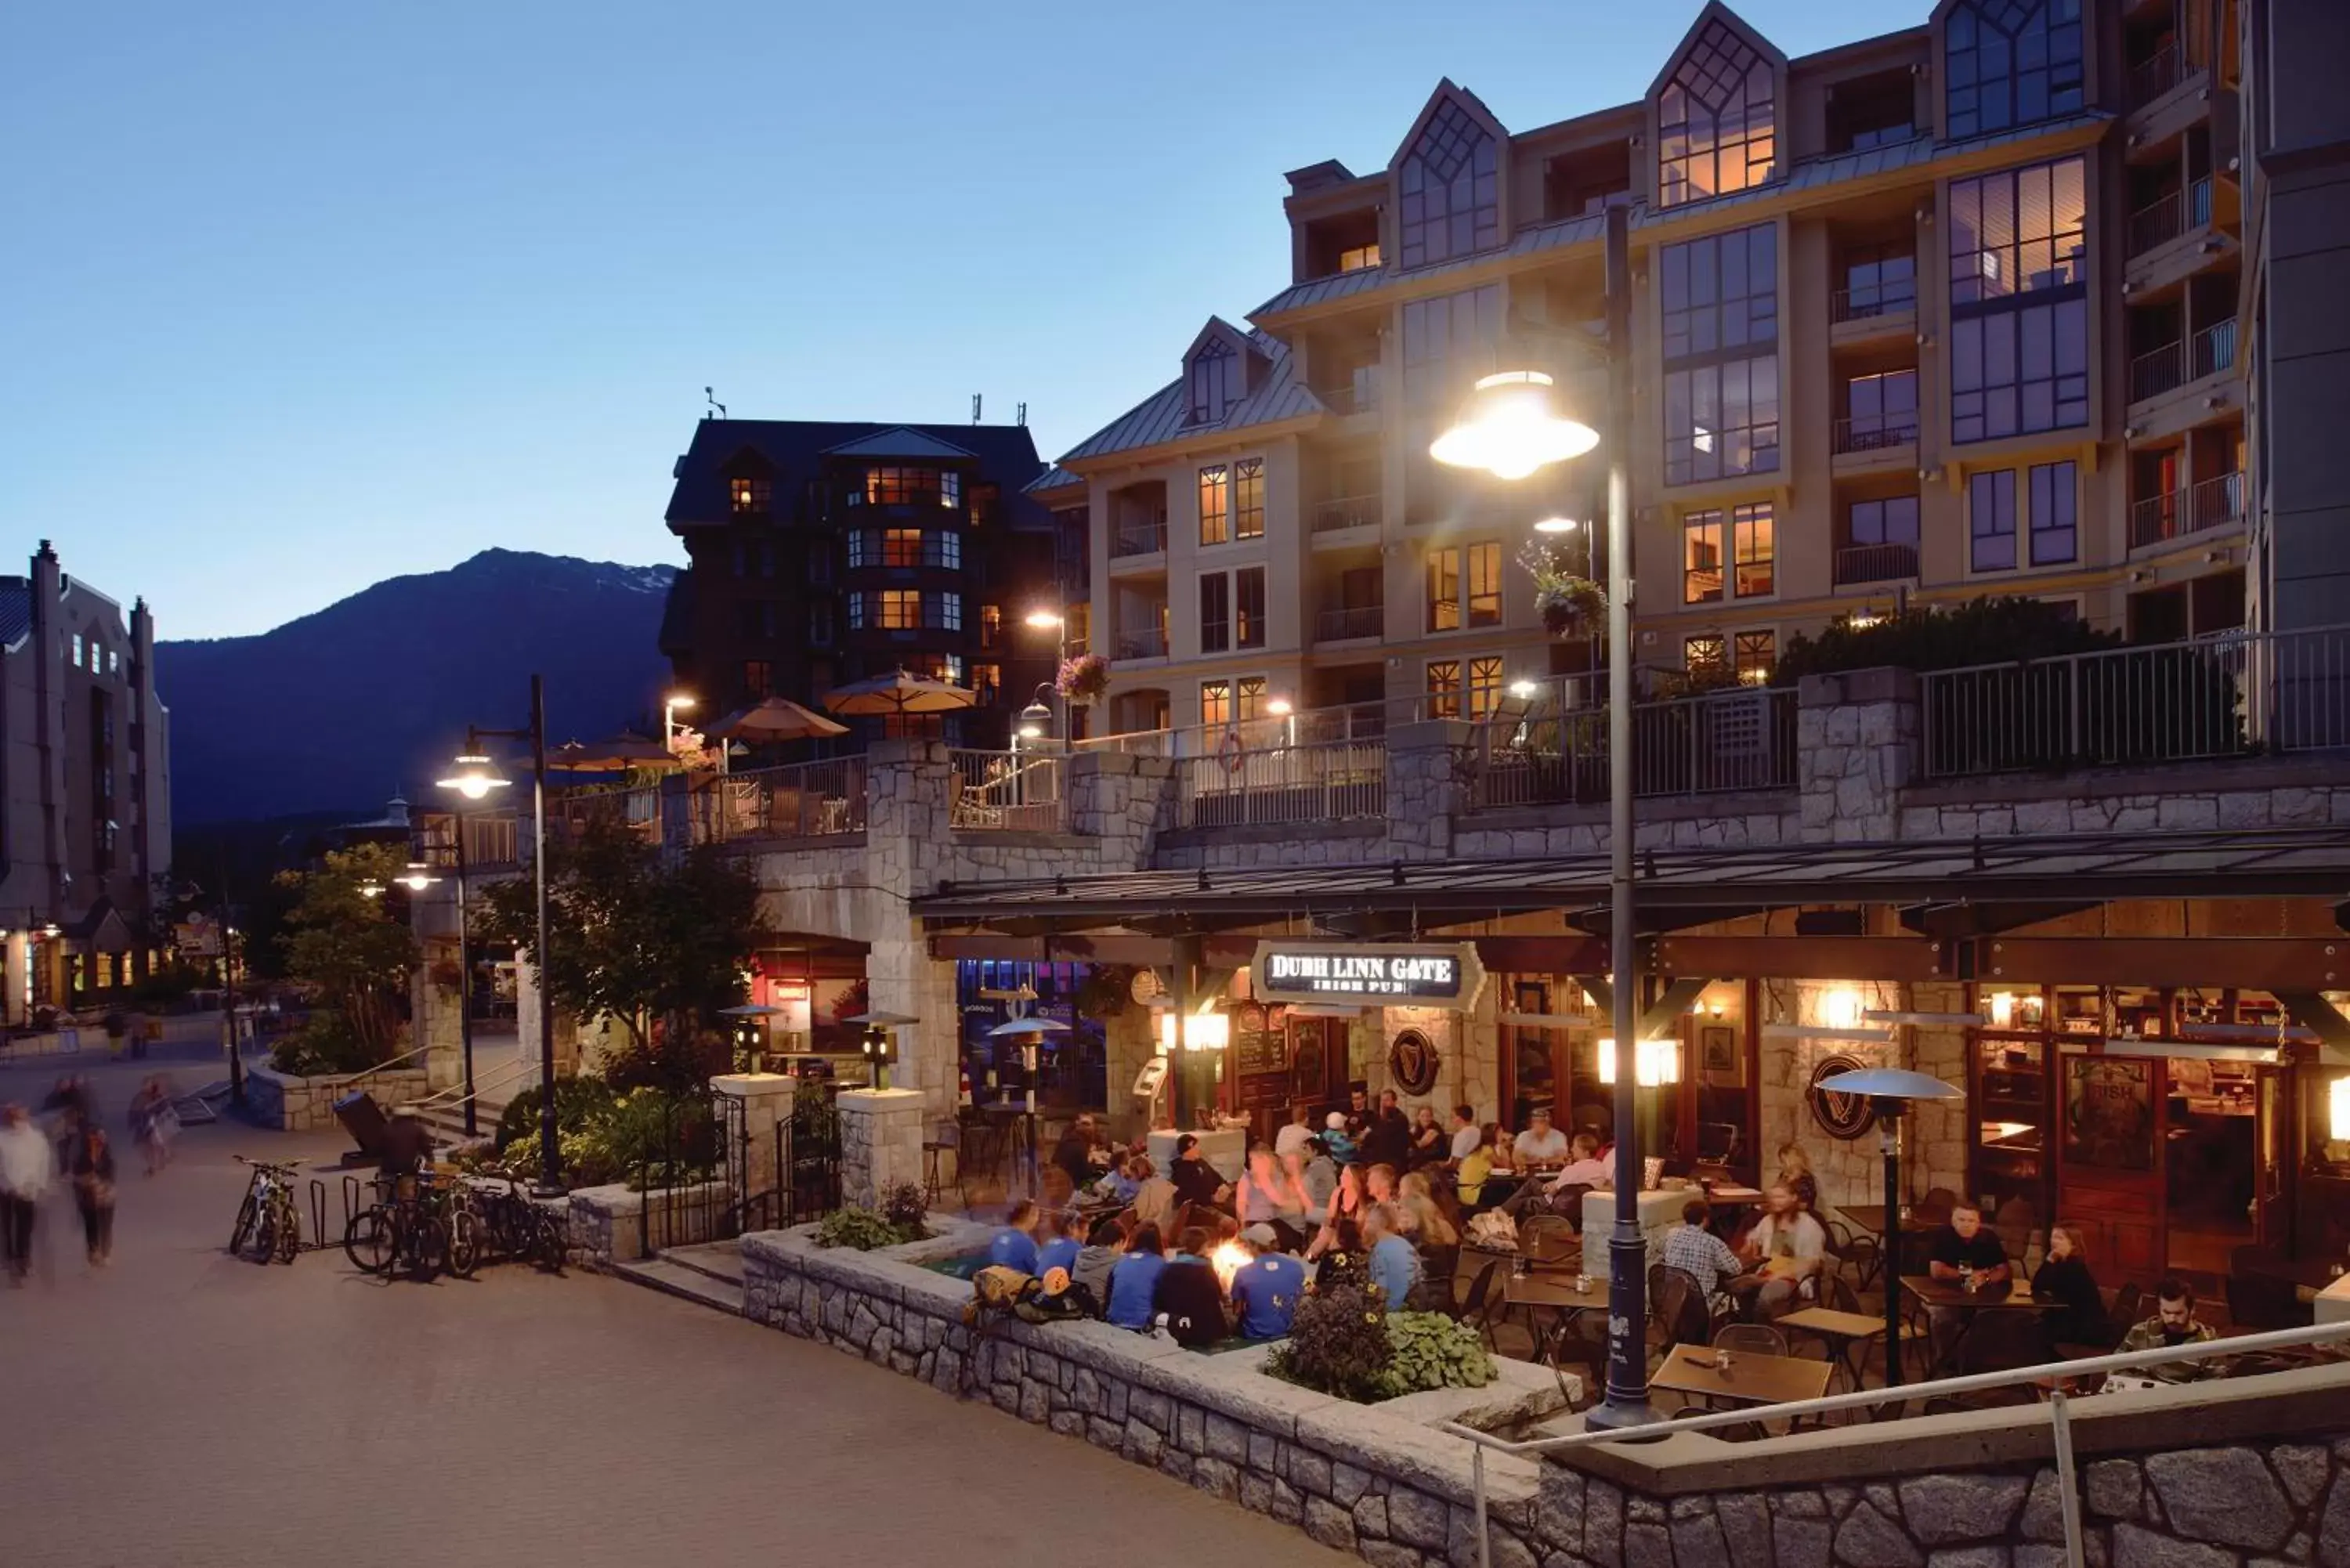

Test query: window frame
[1427,546,1463,633]
[1198,463,1231,547]
[1188,339,1238,426]
[1733,630,1777,683]
[1397,98,1500,269]
[1658,19,1778,208]
[1235,566,1267,651]
[1424,659,1464,721]
[1235,675,1270,722]
[1199,572,1231,655]
[1661,223,1781,486]
[1233,458,1265,540]
[1948,157,2089,444]
[1466,655,1505,720]
[1968,469,2020,573]
[2027,460,2079,566]
[1945,0,2085,139]
[1201,678,1234,730]
[1466,541,1502,627]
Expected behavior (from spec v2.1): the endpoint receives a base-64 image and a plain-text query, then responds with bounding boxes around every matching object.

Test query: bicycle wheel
[344,1208,396,1276]
[273,1194,302,1263]
[409,1216,448,1281]
[229,1192,258,1255]
[251,1208,278,1266]
[444,1209,482,1278]
[533,1210,569,1272]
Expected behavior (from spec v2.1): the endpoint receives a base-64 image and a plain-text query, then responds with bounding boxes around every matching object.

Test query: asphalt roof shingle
[664,419,1047,530]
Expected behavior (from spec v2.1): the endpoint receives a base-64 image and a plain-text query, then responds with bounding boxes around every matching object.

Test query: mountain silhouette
[157,548,678,825]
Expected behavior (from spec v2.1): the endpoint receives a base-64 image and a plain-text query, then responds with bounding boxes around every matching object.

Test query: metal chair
[1714,1322,1789,1358]
[1458,1259,1506,1347]
[1520,1214,1581,1267]
[923,1120,960,1209]
[2108,1281,2145,1346]
[1653,1265,1715,1350]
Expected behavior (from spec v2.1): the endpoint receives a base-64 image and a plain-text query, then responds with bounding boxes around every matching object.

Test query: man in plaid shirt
[1659,1197,1744,1314]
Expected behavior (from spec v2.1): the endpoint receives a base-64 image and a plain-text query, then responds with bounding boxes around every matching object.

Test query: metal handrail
[406,1050,538,1114]
[1451,1320,2350,1568]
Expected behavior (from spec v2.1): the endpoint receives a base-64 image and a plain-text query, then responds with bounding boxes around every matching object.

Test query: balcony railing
[1832,414,1919,455]
[1113,626,1168,659]
[2129,340,2186,403]
[1834,541,1921,586]
[1177,739,1386,829]
[676,757,867,844]
[2128,42,2182,107]
[1468,687,1798,807]
[2129,471,2245,549]
[1315,604,1386,642]
[1110,518,1168,558]
[949,750,1065,832]
[1311,493,1381,533]
[2126,176,2211,258]
[1918,623,2350,778]
[1313,372,1379,416]
[1830,280,1916,323]
[2193,317,2237,378]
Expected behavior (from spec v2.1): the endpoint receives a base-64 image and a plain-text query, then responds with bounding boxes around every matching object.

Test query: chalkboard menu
[1233,1003,1288,1076]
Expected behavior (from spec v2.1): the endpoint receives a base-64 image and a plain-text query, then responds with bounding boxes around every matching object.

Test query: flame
[1211,1241,1251,1292]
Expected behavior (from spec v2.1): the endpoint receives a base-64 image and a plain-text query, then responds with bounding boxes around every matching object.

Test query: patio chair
[2108,1282,2145,1346]
[1459,1259,1506,1347]
[1654,1266,1715,1351]
[2224,1268,2312,1332]
[1955,1307,2052,1375]
[1714,1323,1788,1359]
[923,1120,960,1209]
[1520,1214,1581,1267]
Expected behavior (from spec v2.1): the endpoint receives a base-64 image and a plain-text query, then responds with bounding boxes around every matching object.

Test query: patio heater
[1817,1065,1966,1388]
[1431,201,1631,1425]
[989,1013,1068,1195]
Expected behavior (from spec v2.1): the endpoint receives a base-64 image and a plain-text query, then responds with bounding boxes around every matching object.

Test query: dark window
[1236,567,1266,649]
[1842,244,1916,317]
[1846,369,1920,446]
[2028,460,2078,565]
[810,601,833,646]
[743,660,772,699]
[1849,496,1921,547]
[1188,338,1237,425]
[1398,98,1499,269]
[1947,0,2084,138]
[1828,69,1916,153]
[1199,573,1231,654]
[1661,223,1779,485]
[1969,470,2019,572]
[1658,18,1777,208]
[1950,158,2088,443]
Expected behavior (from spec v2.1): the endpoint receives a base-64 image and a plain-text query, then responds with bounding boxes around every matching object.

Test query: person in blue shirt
[1230,1232,1308,1340]
[986,1199,1041,1274]
[1318,1111,1359,1167]
[1036,1208,1084,1280]
[1364,1202,1423,1313]
[1097,1152,1144,1205]
[1104,1223,1169,1330]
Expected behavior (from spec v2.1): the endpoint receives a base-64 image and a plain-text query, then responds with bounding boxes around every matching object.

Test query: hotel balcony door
[2056,1053,2167,1282]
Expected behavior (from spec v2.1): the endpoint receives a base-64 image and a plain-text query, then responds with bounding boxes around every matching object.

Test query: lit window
[1658,18,1777,208]
[1188,339,1238,426]
[1734,630,1776,682]
[980,604,1003,648]
[1466,656,1505,720]
[1733,503,1775,597]
[1397,98,1499,269]
[1685,635,1726,672]
[729,476,772,514]
[1199,573,1231,654]
[1950,157,2088,443]
[743,661,773,698]
[879,589,920,630]
[107,649,120,676]
[928,592,962,632]
[1946,0,2084,139]
[1198,464,1230,546]
[1425,659,1462,720]
[1661,224,1779,485]
[1338,243,1381,272]
[864,467,959,508]
[1236,676,1269,721]
[972,663,1001,703]
[1684,512,1723,605]
[934,532,961,571]
[883,529,924,568]
[1201,679,1232,729]
[71,634,82,668]
[1466,542,1502,627]
[847,593,867,631]
[1234,459,1264,540]
[1426,547,1462,632]
[1236,567,1267,650]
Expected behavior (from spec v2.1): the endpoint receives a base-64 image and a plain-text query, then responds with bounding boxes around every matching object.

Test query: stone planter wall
[565,1180,732,1267]
[245,1066,432,1133]
[740,1219,1571,1566]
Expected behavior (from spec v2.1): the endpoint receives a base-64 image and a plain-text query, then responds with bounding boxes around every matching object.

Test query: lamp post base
[1580,1396,1664,1433]
[530,1181,569,1201]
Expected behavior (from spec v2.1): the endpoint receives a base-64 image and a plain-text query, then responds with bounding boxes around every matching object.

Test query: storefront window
[1973,1035,2048,1224]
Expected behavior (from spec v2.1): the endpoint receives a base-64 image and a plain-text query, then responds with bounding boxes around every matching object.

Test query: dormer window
[1946,0,2084,138]
[1398,98,1499,269]
[728,475,772,514]
[1658,18,1777,208]
[1188,338,1238,426]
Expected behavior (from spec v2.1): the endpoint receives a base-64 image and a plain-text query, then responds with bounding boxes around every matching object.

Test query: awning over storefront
[915,828,2350,927]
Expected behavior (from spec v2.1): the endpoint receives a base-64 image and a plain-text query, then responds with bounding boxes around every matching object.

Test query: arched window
[1658,20,1777,208]
[1398,99,1499,269]
[1946,0,2084,138]
[1187,338,1237,426]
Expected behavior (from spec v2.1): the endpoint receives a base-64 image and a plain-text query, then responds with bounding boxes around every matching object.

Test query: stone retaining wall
[565,1180,732,1266]
[736,1212,2350,1568]
[245,1066,431,1133]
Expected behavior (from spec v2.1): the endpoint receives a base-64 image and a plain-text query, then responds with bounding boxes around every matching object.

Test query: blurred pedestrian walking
[67,1124,117,1267]
[0,1103,52,1284]
[128,1077,178,1175]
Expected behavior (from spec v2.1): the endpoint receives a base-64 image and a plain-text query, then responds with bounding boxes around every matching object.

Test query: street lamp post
[1023,609,1069,751]
[1432,201,1654,1429]
[662,692,696,753]
[437,672,559,1194]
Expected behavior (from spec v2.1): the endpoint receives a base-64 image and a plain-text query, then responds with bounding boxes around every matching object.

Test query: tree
[475,813,770,1090]
[1774,596,2120,685]
[276,843,420,1068]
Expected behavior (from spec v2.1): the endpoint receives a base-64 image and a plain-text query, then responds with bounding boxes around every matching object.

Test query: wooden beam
[928,933,1184,965]
[1643,977,1715,1039]
[1473,935,1614,974]
[1975,938,2349,990]
[2277,992,2350,1067]
[1649,937,1950,981]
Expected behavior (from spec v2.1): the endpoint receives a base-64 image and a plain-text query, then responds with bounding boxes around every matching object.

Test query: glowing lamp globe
[435,753,511,801]
[1430,371,1600,482]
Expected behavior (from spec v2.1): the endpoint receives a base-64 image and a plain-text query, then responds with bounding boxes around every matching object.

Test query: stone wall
[564,1180,732,1267]
[732,1212,2350,1568]
[244,1065,432,1133]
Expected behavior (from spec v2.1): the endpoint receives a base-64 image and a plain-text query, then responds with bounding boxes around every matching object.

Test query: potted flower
[1520,542,1607,640]
[1056,652,1111,707]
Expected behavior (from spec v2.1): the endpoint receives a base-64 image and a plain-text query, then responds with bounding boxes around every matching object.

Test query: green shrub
[495,1078,617,1154]
[1374,1312,1496,1399]
[815,1206,917,1251]
[881,1181,927,1235]
[269,1011,390,1076]
[1264,1284,1393,1403]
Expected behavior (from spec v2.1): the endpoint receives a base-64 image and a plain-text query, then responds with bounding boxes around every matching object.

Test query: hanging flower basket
[1535,576,1607,640]
[1057,653,1111,706]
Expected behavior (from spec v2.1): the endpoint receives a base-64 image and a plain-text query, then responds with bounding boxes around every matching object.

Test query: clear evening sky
[1,1,1923,641]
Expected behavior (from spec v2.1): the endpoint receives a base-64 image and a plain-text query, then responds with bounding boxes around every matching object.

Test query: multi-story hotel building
[1040,0,2294,739]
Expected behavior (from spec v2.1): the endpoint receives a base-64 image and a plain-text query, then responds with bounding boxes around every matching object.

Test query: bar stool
[923,1121,960,1209]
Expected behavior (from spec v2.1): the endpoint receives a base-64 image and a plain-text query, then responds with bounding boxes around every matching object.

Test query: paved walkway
[0,1061,1339,1568]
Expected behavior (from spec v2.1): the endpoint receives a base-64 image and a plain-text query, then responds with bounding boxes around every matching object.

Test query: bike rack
[304,1179,331,1252]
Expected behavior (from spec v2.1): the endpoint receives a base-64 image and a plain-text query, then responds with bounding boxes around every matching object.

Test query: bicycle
[345,1170,478,1281]
[230,1156,303,1264]
[479,1174,567,1272]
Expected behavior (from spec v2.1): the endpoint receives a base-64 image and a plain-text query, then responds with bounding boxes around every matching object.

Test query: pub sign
[1249,941,1485,1010]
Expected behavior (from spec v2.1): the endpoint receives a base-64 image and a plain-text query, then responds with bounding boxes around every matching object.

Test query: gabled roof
[1647,1,1788,103]
[1389,78,1509,175]
[1059,327,1324,468]
[665,419,1046,530]
[1022,464,1085,497]
[821,426,978,461]
[0,578,30,651]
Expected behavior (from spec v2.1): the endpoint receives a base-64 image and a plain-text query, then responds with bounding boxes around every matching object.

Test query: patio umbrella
[718,1004,787,1018]
[987,1014,1070,1037]
[821,669,978,718]
[709,696,848,742]
[547,732,682,772]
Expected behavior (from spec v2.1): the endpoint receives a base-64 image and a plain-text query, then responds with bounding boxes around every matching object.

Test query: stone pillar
[1795,667,1919,843]
[712,1071,797,1213]
[1385,717,1473,861]
[838,1086,928,1211]
[412,963,464,1093]
[862,739,956,1100]
[4,931,26,1029]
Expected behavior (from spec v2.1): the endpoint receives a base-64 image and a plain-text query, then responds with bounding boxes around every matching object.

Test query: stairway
[407,1088,517,1151]
[613,1239,746,1316]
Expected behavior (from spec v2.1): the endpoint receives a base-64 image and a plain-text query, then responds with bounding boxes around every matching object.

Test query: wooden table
[1902,1274,2049,1374]
[1704,1185,1767,1205]
[1778,1306,1900,1390]
[1652,1343,1833,1408]
[1838,1205,1938,1234]
[1505,1272,1611,1382]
